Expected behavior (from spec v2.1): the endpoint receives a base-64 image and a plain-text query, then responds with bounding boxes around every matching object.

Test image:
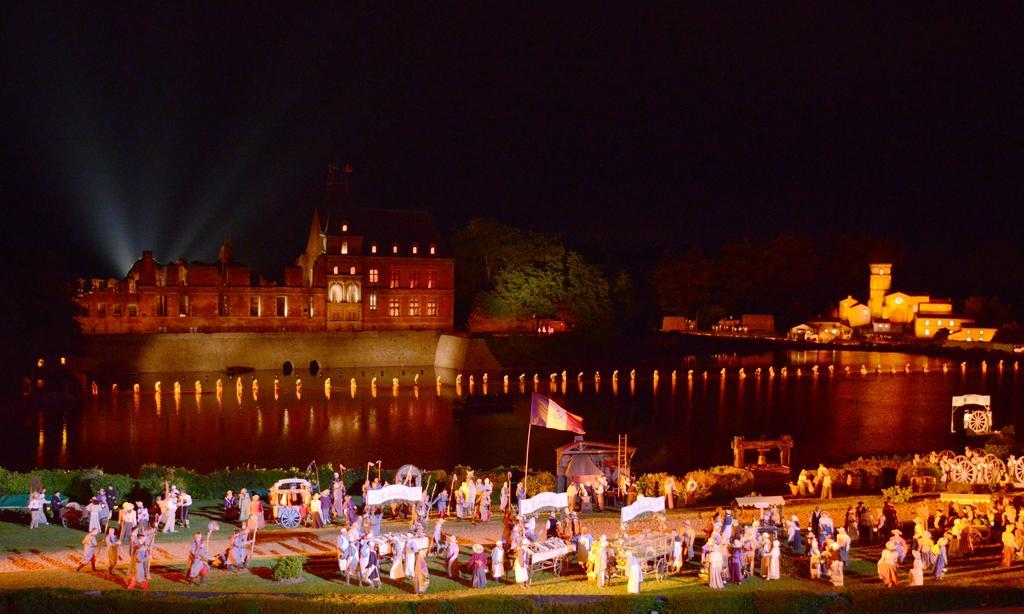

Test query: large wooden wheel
[655,556,668,582]
[277,506,301,528]
[1010,457,1024,483]
[949,456,975,483]
[967,411,991,434]
[980,455,1006,484]
[937,450,956,462]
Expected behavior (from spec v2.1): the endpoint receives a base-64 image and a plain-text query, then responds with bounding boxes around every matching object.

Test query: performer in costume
[491,539,505,580]
[470,543,489,588]
[75,529,100,572]
[104,528,120,573]
[186,532,211,585]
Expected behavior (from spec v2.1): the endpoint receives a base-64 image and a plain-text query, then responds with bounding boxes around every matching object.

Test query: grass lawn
[1,496,1023,612]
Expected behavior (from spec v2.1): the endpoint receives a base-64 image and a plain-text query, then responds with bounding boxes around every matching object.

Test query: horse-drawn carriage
[0,494,68,525]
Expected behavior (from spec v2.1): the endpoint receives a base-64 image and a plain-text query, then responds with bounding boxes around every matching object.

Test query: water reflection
[13,353,1024,475]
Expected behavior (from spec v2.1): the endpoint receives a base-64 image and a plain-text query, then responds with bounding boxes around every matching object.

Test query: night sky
[3,6,1023,287]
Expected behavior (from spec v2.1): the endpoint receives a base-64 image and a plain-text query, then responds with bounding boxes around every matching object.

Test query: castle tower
[868,263,892,319]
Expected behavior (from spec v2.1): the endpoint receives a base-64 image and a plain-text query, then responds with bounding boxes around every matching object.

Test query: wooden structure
[555,436,635,491]
[731,435,793,468]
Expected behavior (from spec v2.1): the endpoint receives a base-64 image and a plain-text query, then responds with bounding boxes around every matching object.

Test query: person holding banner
[500,479,511,513]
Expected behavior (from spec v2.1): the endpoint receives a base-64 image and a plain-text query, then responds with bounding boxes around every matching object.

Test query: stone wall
[78,331,444,374]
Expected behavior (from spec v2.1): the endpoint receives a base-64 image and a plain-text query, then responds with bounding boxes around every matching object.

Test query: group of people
[75,524,155,590]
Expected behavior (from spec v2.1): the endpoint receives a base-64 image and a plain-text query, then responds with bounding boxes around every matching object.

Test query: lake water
[9,351,1024,475]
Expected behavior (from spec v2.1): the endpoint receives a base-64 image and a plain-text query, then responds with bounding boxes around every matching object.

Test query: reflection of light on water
[155,393,162,416]
[282,408,289,435]
[256,407,263,435]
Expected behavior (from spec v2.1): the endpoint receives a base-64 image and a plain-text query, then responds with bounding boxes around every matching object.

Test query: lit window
[369,292,377,311]
[409,271,420,289]
[179,296,190,317]
[371,243,377,254]
[894,297,903,304]
[333,266,339,275]
[925,320,930,326]
[128,304,138,317]
[219,295,229,317]
[113,303,122,317]
[276,296,287,317]
[392,244,398,254]
[250,296,261,317]
[409,298,420,316]
[388,298,400,317]
[349,266,356,275]
[341,241,348,255]
[156,295,167,316]
[427,297,438,316]
[308,297,315,317]
[329,283,344,303]
[368,269,379,284]
[426,271,435,289]
[429,244,436,255]
[96,303,106,317]
[412,244,418,254]
[341,223,348,232]
[389,270,400,288]
[925,329,931,336]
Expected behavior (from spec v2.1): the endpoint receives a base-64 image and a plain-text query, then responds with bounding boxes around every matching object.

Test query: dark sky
[3,5,1023,281]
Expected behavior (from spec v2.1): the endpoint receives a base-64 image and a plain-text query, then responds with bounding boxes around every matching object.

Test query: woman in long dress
[85,498,104,533]
[404,538,417,577]
[514,542,531,587]
[247,494,265,530]
[767,538,781,580]
[389,538,406,580]
[708,546,725,588]
[808,539,821,579]
[877,544,899,587]
[414,548,430,594]
[492,539,505,580]
[909,549,924,586]
[933,537,948,579]
[238,489,251,524]
[627,551,642,593]
[760,537,772,577]
[365,545,382,588]
[729,540,744,583]
[594,536,607,588]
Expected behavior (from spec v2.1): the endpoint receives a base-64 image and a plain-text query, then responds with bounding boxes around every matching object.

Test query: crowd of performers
[26,455,1024,595]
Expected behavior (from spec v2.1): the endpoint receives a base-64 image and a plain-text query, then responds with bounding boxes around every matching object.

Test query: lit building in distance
[74,165,454,334]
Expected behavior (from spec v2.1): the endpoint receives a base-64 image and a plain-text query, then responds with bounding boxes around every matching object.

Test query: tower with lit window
[868,263,892,319]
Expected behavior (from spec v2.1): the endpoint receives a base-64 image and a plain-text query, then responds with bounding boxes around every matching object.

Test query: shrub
[635,472,675,497]
[896,462,942,486]
[708,465,755,498]
[881,485,913,504]
[524,471,556,496]
[271,556,306,581]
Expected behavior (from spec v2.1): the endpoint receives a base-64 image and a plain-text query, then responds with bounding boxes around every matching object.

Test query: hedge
[0,464,530,504]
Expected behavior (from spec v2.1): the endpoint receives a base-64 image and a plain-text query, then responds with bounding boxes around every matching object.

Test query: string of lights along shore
[75,358,1020,401]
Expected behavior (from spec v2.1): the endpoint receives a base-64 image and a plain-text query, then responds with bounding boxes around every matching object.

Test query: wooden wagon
[613,531,674,582]
[268,478,312,528]
[525,537,573,576]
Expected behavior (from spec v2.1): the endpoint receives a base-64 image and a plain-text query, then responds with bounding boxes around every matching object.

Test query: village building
[74,165,454,334]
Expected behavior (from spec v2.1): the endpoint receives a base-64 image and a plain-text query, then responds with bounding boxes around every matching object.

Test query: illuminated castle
[74,165,454,334]
[834,263,995,342]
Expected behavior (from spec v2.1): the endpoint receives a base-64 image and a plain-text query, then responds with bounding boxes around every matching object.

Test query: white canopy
[519,491,568,516]
[621,495,666,523]
[952,394,990,409]
[735,496,786,509]
[366,484,422,506]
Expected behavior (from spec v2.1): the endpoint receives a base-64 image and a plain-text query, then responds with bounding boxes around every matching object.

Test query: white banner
[519,491,568,516]
[366,484,422,506]
[621,495,666,524]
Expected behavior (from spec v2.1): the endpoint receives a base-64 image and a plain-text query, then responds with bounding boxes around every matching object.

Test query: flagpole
[523,421,533,488]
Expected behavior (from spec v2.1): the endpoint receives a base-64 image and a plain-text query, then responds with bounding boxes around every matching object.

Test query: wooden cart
[525,537,573,576]
[614,531,674,582]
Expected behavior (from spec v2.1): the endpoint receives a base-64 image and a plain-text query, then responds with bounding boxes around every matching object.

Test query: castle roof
[338,207,443,248]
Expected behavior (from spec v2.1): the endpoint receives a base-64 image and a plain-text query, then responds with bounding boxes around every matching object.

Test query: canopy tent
[565,454,603,482]
[735,496,786,509]
[366,484,422,506]
[519,491,568,516]
[621,495,666,524]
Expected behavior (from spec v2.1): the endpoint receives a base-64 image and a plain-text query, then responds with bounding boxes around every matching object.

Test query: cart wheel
[278,507,300,528]
[656,557,668,582]
[61,517,70,528]
[553,556,563,576]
